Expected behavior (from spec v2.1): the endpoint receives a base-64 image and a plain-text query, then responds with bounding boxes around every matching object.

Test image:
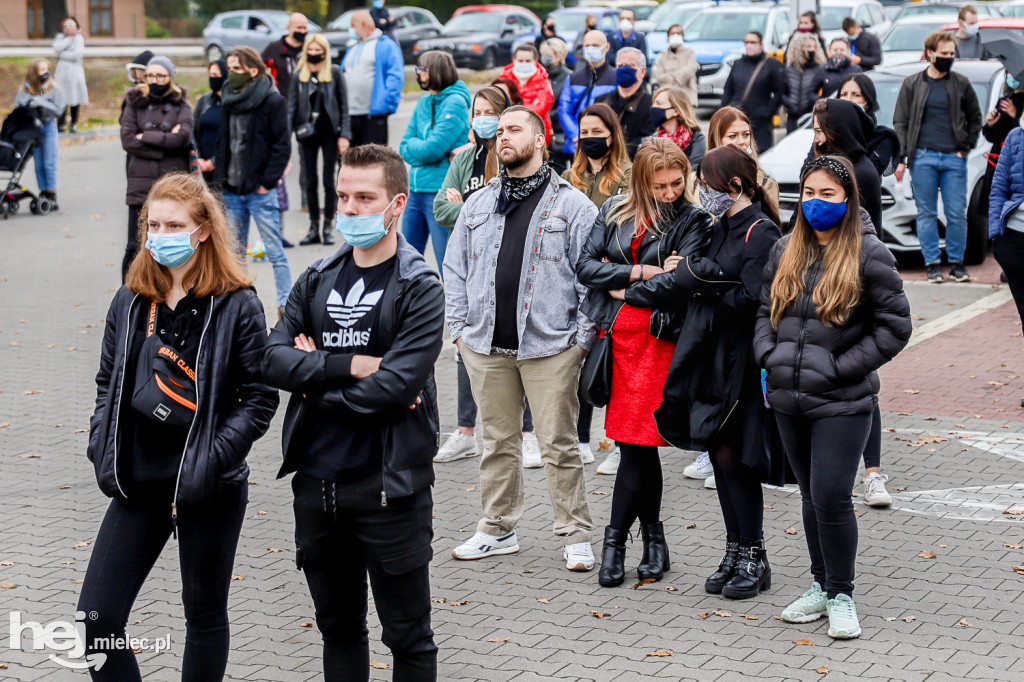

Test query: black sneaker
[926,264,944,283]
[949,263,970,283]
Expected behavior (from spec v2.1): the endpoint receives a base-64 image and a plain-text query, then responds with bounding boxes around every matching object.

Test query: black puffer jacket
[753,221,912,418]
[577,194,713,337]
[783,63,825,120]
[88,287,279,504]
[261,236,445,503]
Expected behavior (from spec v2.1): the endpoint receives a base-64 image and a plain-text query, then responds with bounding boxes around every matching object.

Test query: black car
[411,9,542,70]
[323,6,443,65]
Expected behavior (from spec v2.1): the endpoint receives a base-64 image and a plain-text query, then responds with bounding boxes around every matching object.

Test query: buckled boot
[321,219,335,246]
[636,522,670,581]
[722,537,771,600]
[597,526,628,587]
[704,533,740,594]
[300,220,321,246]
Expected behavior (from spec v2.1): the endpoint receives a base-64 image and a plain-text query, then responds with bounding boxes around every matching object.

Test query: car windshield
[327,12,353,30]
[898,4,960,16]
[631,5,656,20]
[870,77,989,127]
[265,13,321,32]
[881,21,949,50]
[551,12,594,33]
[445,12,505,33]
[674,10,768,38]
[818,6,854,30]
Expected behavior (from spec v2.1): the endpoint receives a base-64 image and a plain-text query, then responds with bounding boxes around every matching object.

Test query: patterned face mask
[698,184,736,217]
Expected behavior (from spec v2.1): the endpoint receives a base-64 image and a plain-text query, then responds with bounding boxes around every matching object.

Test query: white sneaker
[579,442,595,464]
[434,431,478,463]
[863,472,892,507]
[522,432,543,469]
[684,451,713,479]
[451,530,519,560]
[563,542,595,571]
[704,474,716,489]
[596,449,620,475]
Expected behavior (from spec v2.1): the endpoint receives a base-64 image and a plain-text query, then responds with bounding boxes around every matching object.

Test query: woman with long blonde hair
[15,58,65,210]
[783,34,826,132]
[79,172,279,680]
[753,155,910,640]
[288,31,351,246]
[651,86,705,165]
[577,137,712,587]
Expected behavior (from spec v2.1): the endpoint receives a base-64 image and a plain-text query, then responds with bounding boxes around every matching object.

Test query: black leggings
[863,403,882,470]
[77,481,247,681]
[708,427,764,540]
[299,134,339,224]
[775,411,871,598]
[994,230,1024,335]
[62,104,80,128]
[608,443,662,531]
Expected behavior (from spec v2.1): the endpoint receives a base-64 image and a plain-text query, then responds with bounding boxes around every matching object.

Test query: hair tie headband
[805,156,851,184]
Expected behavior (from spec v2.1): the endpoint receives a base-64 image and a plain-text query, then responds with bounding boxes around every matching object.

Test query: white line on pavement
[905,287,1014,349]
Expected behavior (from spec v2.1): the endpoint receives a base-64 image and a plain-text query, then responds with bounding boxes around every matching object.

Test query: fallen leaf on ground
[300,622,313,628]
[73,428,88,433]
[0,582,15,589]
[792,639,815,646]
[598,439,613,451]
[763,505,773,510]
[698,612,709,619]
[58,485,70,490]
[71,579,83,584]
[231,574,245,581]
[633,578,657,589]
[956,618,972,628]
[450,600,469,606]
[937,544,947,548]
[0,422,8,428]
[1012,565,1024,575]
[785,528,798,535]
[466,485,476,491]
[1003,510,1023,516]
[430,598,446,604]
[0,560,12,566]
[739,613,758,620]
[712,610,731,617]
[885,617,898,622]
[266,547,284,553]
[73,541,89,548]
[903,616,916,623]
[369,661,389,669]
[646,650,674,657]
[590,610,611,618]
[60,561,73,565]
[537,598,549,604]
[685,523,696,529]
[817,665,829,674]
[917,550,936,559]
[1004,543,1023,549]
[19,454,41,459]
[521,569,534,574]
[487,637,510,643]
[257,511,267,516]
[893,486,909,492]
[593,491,608,495]
[904,389,920,394]
[664,586,678,592]
[22,389,43,395]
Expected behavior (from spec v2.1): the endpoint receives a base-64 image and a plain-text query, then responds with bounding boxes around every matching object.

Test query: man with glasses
[722,31,786,152]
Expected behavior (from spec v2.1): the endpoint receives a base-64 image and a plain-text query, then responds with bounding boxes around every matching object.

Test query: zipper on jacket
[684,257,742,286]
[380,425,392,507]
[111,294,140,499]
[793,259,823,412]
[170,296,215,539]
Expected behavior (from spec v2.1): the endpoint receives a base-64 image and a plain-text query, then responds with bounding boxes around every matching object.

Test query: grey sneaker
[949,262,970,283]
[780,582,828,623]
[863,472,892,507]
[434,431,478,463]
[827,594,862,639]
[926,264,944,283]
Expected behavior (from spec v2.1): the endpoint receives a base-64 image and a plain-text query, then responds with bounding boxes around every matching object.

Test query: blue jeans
[910,149,968,265]
[402,191,449,272]
[33,118,58,191]
[223,190,292,307]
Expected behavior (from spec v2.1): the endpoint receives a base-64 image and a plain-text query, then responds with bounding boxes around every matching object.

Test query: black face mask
[306,52,325,64]
[417,77,431,92]
[580,137,611,160]
[292,31,307,44]
[544,24,555,34]
[933,55,954,73]
[208,75,224,92]
[149,82,170,97]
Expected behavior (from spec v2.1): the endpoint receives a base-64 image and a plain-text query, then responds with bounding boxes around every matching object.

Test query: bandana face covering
[497,163,549,214]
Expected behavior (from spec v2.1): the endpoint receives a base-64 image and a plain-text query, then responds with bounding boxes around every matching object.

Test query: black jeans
[707,420,764,540]
[994,230,1024,334]
[349,114,389,147]
[775,411,871,598]
[77,481,248,681]
[292,473,437,681]
[863,403,882,470]
[608,443,662,530]
[61,104,80,128]
[123,204,143,281]
[300,134,339,224]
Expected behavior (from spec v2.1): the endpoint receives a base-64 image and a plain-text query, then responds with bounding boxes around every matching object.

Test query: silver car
[879,14,958,67]
[759,60,1004,265]
[202,10,323,62]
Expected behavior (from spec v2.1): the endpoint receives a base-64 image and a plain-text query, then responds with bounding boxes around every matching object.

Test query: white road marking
[905,287,1014,348]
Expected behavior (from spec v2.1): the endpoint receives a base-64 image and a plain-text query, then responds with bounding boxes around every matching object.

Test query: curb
[57,126,120,146]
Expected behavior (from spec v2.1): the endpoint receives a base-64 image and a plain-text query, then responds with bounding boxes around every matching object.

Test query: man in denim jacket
[443,105,599,571]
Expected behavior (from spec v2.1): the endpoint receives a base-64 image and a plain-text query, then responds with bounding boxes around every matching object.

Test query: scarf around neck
[221,74,273,113]
[497,162,550,215]
[657,125,692,152]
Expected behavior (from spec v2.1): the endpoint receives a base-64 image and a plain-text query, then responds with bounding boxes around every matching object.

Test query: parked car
[512,7,619,57]
[1003,0,1024,15]
[816,0,892,43]
[202,10,322,62]
[895,0,1004,19]
[580,0,661,32]
[412,8,541,70]
[759,60,1004,265]
[649,2,791,108]
[323,6,443,64]
[879,13,957,66]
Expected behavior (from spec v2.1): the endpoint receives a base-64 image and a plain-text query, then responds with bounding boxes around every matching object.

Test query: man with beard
[442,106,599,572]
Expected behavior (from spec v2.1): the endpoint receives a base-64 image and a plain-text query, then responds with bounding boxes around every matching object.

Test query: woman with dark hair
[789,10,828,53]
[400,50,471,269]
[52,16,88,133]
[490,76,524,107]
[655,145,783,601]
[193,59,226,187]
[578,137,712,587]
[838,73,901,180]
[652,86,706,165]
[837,73,878,120]
[754,155,911,638]
[78,172,278,681]
[980,72,1024,218]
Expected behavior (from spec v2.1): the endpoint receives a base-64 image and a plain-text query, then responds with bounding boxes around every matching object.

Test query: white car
[817,0,893,44]
[759,60,1004,265]
[879,14,959,66]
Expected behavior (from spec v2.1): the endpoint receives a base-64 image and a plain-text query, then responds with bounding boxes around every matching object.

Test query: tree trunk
[43,0,68,36]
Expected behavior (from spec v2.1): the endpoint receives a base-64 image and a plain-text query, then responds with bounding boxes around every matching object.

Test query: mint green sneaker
[780,582,827,623]
[827,593,862,639]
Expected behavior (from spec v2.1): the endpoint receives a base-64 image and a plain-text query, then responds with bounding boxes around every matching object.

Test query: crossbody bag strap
[745,219,765,243]
[740,58,768,109]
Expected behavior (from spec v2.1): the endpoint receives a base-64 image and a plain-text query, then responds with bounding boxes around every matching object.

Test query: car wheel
[206,44,223,62]
[481,48,496,71]
[963,179,989,266]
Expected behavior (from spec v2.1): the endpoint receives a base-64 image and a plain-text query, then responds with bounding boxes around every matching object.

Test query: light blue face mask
[472,115,499,139]
[348,27,358,41]
[1008,74,1022,90]
[146,226,201,269]
[372,0,384,8]
[583,45,605,65]
[336,195,399,248]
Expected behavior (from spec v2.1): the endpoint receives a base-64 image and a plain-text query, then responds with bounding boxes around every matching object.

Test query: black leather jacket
[87,287,279,504]
[261,236,445,504]
[287,65,352,141]
[577,194,712,337]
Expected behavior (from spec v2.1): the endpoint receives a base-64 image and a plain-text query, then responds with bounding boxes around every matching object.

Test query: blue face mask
[336,195,399,248]
[472,115,499,140]
[146,226,201,269]
[348,27,359,41]
[1008,74,1021,90]
[801,198,848,232]
[372,0,384,7]
[615,64,638,87]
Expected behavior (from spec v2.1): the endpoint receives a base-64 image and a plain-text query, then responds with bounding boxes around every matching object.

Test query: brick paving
[1,137,1024,681]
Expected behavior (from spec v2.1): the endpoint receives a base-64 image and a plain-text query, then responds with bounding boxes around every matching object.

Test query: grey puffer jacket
[752,219,912,418]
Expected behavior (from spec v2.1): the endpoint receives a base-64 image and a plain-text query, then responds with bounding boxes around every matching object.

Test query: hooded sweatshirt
[400,80,472,193]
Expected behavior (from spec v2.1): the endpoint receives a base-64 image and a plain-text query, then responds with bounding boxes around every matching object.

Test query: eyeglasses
[145,74,171,83]
[415,66,428,74]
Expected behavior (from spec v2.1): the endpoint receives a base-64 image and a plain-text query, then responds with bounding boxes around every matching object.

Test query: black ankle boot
[704,534,740,594]
[41,191,58,212]
[321,221,335,246]
[636,522,670,581]
[722,537,771,600]
[300,221,321,246]
[598,526,628,587]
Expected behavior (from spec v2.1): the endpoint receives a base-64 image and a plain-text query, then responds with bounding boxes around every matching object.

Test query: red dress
[603,230,676,447]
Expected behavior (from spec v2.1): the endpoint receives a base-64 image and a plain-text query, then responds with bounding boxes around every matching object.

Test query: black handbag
[130,302,198,427]
[579,332,613,408]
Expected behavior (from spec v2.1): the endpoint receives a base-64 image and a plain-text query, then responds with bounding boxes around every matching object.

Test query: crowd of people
[20,3,1017,680]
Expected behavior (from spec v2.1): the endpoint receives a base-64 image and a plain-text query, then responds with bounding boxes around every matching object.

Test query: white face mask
[668,34,684,48]
[513,61,537,78]
[620,19,633,33]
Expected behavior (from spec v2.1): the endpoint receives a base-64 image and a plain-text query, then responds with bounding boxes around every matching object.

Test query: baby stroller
[0,106,50,219]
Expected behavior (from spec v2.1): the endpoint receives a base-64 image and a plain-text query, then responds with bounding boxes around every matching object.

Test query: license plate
[697,84,715,94]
